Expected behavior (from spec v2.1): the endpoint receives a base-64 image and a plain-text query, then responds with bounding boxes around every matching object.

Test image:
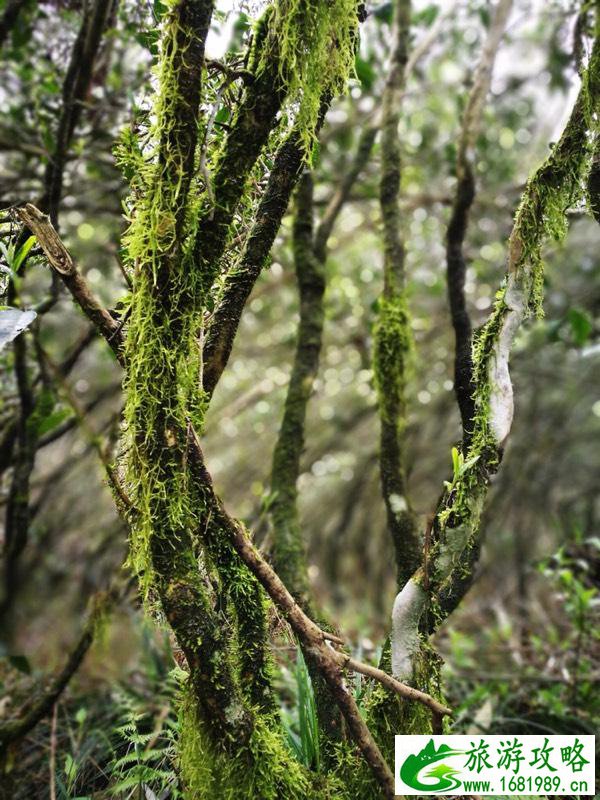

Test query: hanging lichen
[256,0,359,155]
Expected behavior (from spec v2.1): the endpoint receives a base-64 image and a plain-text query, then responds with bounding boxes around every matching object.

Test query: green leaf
[567,307,593,346]
[414,4,439,27]
[372,2,392,24]
[459,454,480,476]
[12,236,36,272]
[137,29,160,57]
[355,55,376,90]
[451,446,460,477]
[36,407,71,437]
[153,0,168,21]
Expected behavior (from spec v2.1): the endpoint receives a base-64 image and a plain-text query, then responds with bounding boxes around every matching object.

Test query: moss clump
[256,0,359,156]
[335,641,445,799]
[372,295,411,425]
[178,679,321,800]
[195,504,277,715]
[509,36,600,317]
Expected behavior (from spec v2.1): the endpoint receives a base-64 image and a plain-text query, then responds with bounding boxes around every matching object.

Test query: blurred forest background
[0,0,599,797]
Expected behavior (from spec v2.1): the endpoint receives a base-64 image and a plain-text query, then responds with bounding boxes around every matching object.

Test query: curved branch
[192,39,285,295]
[186,431,451,800]
[374,0,421,588]
[42,0,116,225]
[270,172,324,604]
[202,95,332,397]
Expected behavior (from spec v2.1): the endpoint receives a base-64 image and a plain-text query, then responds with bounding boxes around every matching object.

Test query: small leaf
[567,307,593,346]
[355,55,376,90]
[153,0,168,21]
[12,235,36,272]
[451,446,460,477]
[459,454,480,476]
[372,2,392,23]
[36,407,71,437]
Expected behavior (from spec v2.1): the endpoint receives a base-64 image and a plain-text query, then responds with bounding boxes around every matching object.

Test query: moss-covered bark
[270,172,324,605]
[446,0,513,442]
[268,171,347,756]
[374,0,421,590]
[202,94,333,398]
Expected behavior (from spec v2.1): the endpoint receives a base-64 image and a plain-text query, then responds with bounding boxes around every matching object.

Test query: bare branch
[13,204,124,363]
[42,0,116,224]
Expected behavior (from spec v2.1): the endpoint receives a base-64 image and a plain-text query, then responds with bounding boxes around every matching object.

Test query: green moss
[198,510,277,714]
[335,642,445,799]
[256,0,359,156]
[178,679,323,800]
[509,37,600,317]
[372,295,411,425]
[118,2,208,599]
[428,32,600,611]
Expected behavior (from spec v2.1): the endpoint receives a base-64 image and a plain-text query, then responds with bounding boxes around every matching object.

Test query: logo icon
[400,738,465,793]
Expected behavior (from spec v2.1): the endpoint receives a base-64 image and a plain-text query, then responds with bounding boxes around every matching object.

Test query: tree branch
[202,97,331,397]
[0,332,36,629]
[187,431,451,800]
[392,25,600,677]
[202,7,448,400]
[0,0,28,48]
[446,0,513,442]
[270,172,324,605]
[192,28,285,296]
[13,204,124,363]
[374,0,421,588]
[0,581,124,752]
[42,0,116,225]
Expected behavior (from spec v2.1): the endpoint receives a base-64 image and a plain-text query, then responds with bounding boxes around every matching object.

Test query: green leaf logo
[400,739,465,793]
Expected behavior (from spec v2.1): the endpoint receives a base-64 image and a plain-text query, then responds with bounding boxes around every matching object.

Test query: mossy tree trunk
[373,0,421,590]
